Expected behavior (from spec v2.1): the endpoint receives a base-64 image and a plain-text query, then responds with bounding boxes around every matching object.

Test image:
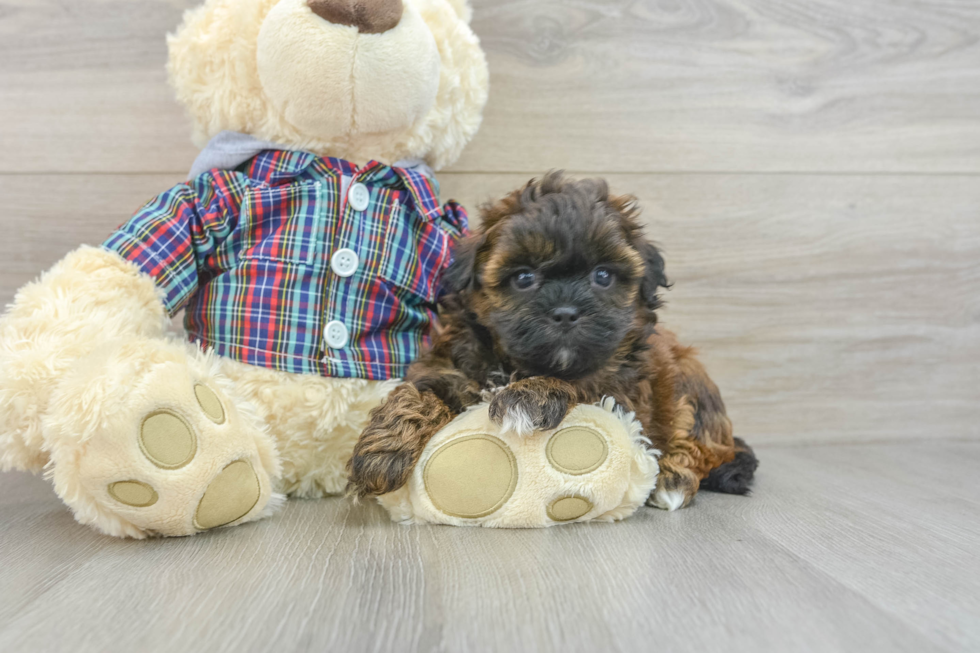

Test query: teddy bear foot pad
[108,386,261,530]
[47,339,278,538]
[378,400,660,528]
[423,425,610,521]
[99,380,265,534]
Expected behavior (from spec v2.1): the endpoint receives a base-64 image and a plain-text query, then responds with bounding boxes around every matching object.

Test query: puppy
[347,172,757,510]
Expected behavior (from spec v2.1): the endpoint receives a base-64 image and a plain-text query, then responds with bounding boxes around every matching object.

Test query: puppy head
[443,172,669,380]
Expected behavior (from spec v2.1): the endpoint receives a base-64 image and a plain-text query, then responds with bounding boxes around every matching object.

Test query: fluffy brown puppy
[347,172,757,510]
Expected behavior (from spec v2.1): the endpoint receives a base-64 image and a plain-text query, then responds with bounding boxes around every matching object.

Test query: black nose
[551,306,580,327]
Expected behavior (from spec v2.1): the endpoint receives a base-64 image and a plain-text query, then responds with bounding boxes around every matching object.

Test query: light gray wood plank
[4,442,975,653]
[734,443,980,651]
[0,483,111,628]
[2,173,977,446]
[460,0,980,174]
[2,0,980,174]
[0,174,185,303]
[0,0,199,174]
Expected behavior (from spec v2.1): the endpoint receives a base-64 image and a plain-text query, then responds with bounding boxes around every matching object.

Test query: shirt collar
[245,150,443,221]
[188,131,288,179]
[190,132,442,221]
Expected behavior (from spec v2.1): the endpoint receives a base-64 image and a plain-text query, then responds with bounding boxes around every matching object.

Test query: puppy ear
[635,240,669,311]
[607,192,670,313]
[441,233,486,296]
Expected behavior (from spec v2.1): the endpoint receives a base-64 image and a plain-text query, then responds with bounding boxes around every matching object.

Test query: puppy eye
[512,270,538,291]
[592,267,615,288]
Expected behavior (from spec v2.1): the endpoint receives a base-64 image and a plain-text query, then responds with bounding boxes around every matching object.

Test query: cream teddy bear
[0,0,658,538]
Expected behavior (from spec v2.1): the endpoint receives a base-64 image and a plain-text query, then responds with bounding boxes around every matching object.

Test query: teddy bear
[0,0,659,538]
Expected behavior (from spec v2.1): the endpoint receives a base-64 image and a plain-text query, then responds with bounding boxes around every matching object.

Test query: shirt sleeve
[102,171,245,316]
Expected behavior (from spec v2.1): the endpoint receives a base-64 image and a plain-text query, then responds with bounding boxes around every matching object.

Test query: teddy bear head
[168,0,488,170]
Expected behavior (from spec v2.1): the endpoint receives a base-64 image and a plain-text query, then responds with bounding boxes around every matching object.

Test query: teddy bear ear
[443,0,473,23]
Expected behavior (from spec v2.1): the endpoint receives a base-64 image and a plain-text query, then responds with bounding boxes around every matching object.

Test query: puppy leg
[649,338,753,510]
[347,368,482,498]
[488,377,577,437]
[346,383,454,498]
[700,437,759,495]
[647,402,710,511]
[652,435,758,510]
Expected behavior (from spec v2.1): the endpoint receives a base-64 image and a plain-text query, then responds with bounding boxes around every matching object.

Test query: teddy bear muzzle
[308,0,403,34]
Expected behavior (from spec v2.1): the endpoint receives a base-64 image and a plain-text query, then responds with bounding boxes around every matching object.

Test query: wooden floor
[3,442,979,653]
[1,0,979,651]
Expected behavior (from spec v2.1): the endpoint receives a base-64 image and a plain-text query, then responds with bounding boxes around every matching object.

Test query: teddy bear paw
[46,341,280,538]
[109,386,262,530]
[379,399,660,528]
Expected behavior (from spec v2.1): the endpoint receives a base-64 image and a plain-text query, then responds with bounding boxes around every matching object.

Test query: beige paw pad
[546,426,608,475]
[423,434,518,519]
[194,460,261,530]
[139,411,197,469]
[194,384,226,424]
[547,495,593,522]
[108,480,159,508]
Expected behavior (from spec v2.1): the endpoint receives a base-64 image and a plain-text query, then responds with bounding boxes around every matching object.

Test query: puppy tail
[699,437,758,495]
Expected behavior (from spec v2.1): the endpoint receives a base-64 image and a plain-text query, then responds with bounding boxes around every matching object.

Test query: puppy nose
[308,0,403,34]
[550,306,580,327]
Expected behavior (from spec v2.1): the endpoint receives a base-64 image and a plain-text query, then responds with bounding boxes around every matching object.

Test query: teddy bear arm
[0,174,240,473]
[0,246,169,472]
[102,173,246,318]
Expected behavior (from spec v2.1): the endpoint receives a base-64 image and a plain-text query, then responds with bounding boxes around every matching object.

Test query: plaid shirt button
[330,248,359,277]
[324,321,349,349]
[348,182,369,211]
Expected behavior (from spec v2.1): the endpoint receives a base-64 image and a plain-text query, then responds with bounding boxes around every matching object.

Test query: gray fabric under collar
[188,130,434,180]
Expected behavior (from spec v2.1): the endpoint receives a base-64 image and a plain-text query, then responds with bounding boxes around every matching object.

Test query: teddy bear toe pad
[108,480,159,508]
[423,434,518,519]
[194,383,226,423]
[547,495,594,522]
[545,426,608,475]
[194,459,261,530]
[140,411,197,469]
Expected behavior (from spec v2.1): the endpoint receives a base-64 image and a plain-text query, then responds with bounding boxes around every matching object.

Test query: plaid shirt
[103,150,468,380]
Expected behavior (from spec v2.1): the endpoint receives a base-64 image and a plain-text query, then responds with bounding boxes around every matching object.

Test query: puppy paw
[488,378,574,437]
[347,445,419,499]
[646,468,696,511]
[346,383,453,498]
[648,487,688,511]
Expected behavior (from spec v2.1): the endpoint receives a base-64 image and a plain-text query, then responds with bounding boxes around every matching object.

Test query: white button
[330,248,359,278]
[348,182,370,212]
[324,320,349,349]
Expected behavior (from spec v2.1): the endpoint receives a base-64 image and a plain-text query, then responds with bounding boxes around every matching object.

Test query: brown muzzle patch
[308,0,403,34]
